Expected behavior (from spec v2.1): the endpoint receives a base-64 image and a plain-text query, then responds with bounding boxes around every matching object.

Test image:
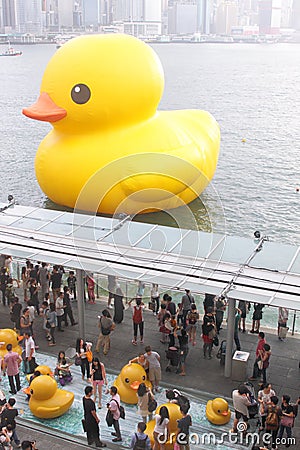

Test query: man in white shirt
[24,332,37,374]
[144,346,161,392]
[55,291,65,332]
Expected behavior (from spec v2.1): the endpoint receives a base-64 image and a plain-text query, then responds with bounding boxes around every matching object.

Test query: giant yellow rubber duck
[0,329,22,358]
[206,397,231,425]
[146,402,182,449]
[22,34,220,215]
[26,364,54,383]
[29,374,74,419]
[113,363,152,404]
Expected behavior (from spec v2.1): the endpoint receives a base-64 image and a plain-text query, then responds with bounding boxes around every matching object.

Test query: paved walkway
[0,291,299,449]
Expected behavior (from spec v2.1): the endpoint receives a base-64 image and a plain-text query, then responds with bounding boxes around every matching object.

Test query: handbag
[148,393,157,413]
[213,335,219,347]
[45,320,51,329]
[86,350,93,363]
[106,409,114,427]
[279,326,289,339]
[257,360,263,370]
[281,414,294,428]
[74,356,82,366]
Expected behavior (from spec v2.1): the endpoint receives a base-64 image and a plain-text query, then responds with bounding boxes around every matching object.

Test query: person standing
[232,385,252,433]
[151,283,160,315]
[63,286,77,326]
[153,405,170,450]
[137,382,154,423]
[38,262,49,301]
[24,332,37,374]
[278,307,289,341]
[83,385,106,448]
[249,332,266,380]
[215,296,226,333]
[181,289,194,329]
[95,310,115,356]
[186,303,199,346]
[47,303,57,346]
[176,328,189,376]
[0,267,9,306]
[19,308,31,337]
[50,265,62,302]
[107,275,116,309]
[234,308,242,351]
[130,422,151,450]
[201,307,215,359]
[144,346,161,392]
[238,300,249,333]
[259,343,271,384]
[257,383,276,431]
[10,297,22,332]
[277,394,294,445]
[67,271,77,300]
[129,298,145,345]
[176,404,192,450]
[55,291,65,332]
[3,345,22,394]
[166,296,176,317]
[113,286,124,324]
[250,303,265,334]
[76,339,91,381]
[91,357,107,409]
[87,274,96,304]
[108,386,122,442]
[265,395,281,450]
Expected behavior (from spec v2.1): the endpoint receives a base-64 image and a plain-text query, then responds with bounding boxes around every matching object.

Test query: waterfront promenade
[0,292,299,448]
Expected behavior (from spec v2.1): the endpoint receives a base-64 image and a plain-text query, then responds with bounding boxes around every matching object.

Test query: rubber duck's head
[35,365,53,377]
[30,375,57,400]
[211,398,230,416]
[119,363,147,391]
[0,329,19,354]
[23,34,164,133]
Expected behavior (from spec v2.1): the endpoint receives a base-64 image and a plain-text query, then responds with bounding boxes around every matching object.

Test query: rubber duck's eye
[142,375,146,380]
[71,84,91,104]
[125,378,130,383]
[217,409,220,413]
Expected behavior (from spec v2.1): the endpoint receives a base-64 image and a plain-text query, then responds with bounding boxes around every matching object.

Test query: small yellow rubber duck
[23,34,220,215]
[29,374,74,419]
[206,397,231,425]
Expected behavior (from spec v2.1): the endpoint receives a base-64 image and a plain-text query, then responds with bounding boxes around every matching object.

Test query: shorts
[93,380,104,386]
[241,312,246,319]
[235,410,248,422]
[149,366,161,384]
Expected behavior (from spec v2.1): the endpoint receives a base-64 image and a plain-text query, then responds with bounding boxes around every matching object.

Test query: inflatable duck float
[23,34,220,215]
[26,364,53,383]
[146,402,182,449]
[113,363,152,404]
[206,398,231,425]
[29,374,74,419]
[0,329,22,358]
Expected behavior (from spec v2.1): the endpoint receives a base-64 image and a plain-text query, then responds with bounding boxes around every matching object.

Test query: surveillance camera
[7,195,14,202]
[254,230,261,239]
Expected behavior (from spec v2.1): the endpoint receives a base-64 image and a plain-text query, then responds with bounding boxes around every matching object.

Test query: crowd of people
[0,255,298,449]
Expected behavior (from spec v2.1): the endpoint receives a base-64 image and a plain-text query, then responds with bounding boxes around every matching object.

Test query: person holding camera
[21,441,38,450]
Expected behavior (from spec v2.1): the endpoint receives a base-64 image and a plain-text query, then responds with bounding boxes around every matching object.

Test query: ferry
[0,45,22,56]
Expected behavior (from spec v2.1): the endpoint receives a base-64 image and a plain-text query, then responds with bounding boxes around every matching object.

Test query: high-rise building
[258,0,282,34]
[168,1,198,35]
[291,0,300,30]
[197,0,212,34]
[57,0,74,29]
[215,0,238,35]
[16,0,43,34]
[280,0,293,28]
[1,0,17,31]
[112,0,162,36]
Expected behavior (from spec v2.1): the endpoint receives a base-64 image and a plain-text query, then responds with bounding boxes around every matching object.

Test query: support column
[224,297,236,378]
[76,269,86,340]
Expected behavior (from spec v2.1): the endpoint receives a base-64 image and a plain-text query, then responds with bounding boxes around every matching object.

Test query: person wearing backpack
[265,395,281,449]
[258,383,276,431]
[277,395,294,447]
[186,304,199,346]
[95,310,115,356]
[130,421,151,450]
[108,386,122,442]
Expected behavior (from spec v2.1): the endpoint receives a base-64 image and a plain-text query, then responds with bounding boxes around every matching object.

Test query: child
[176,303,184,327]
[130,422,151,450]
[58,358,72,386]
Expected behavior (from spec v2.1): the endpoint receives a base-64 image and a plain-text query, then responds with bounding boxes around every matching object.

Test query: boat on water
[0,45,22,56]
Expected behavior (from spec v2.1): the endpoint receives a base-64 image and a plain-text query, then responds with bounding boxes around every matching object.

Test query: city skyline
[0,0,298,37]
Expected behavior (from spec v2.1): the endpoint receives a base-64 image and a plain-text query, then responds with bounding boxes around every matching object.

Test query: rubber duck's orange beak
[130,381,140,390]
[22,92,67,122]
[221,411,229,416]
